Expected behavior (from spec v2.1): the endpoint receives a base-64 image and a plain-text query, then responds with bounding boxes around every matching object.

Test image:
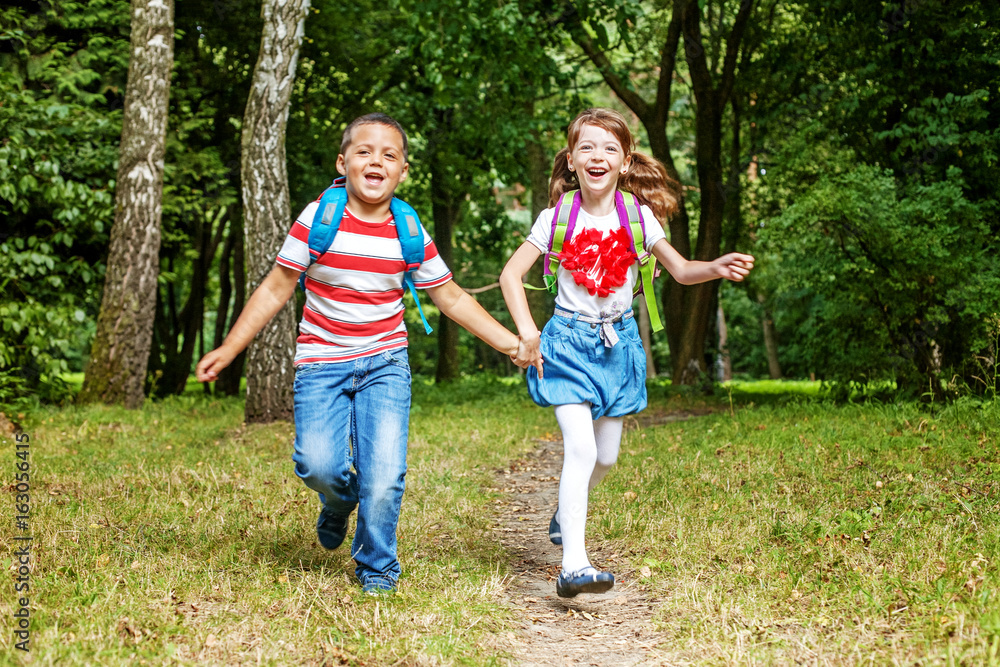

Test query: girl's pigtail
[620,151,680,225]
[548,148,578,207]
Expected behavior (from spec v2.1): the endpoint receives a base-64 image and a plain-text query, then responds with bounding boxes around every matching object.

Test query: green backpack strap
[542,191,578,293]
[618,191,664,333]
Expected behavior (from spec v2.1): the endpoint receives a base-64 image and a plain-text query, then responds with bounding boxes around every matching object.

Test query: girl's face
[567,123,631,200]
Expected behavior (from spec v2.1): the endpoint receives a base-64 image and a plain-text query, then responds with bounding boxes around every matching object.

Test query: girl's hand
[512,331,544,378]
[715,253,755,282]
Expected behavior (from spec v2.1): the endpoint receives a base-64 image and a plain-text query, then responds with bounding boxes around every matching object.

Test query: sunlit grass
[3,377,998,664]
[594,397,1000,664]
[0,379,552,665]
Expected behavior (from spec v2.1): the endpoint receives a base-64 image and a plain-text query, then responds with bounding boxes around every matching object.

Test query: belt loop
[570,312,581,327]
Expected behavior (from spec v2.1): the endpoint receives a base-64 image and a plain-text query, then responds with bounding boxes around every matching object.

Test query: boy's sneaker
[362,576,396,596]
[556,567,615,598]
[316,507,353,550]
[549,509,562,545]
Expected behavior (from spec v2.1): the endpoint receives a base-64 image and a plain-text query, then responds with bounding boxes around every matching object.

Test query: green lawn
[1,378,997,664]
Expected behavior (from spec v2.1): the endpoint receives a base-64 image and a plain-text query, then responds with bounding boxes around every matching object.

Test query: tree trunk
[758,294,782,379]
[240,0,310,423]
[716,303,731,381]
[431,156,463,383]
[217,213,247,396]
[78,0,174,408]
[670,0,753,385]
[525,123,554,330]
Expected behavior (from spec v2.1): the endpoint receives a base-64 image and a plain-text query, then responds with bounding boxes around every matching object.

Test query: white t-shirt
[527,204,665,319]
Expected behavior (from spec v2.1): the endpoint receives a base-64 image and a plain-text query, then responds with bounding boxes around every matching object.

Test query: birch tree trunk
[78,0,174,408]
[241,0,310,423]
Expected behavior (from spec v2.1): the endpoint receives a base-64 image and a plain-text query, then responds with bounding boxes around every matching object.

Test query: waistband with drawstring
[553,307,634,348]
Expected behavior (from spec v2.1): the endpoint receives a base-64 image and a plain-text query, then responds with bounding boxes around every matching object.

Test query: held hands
[715,253,756,282]
[510,331,544,378]
[195,346,236,383]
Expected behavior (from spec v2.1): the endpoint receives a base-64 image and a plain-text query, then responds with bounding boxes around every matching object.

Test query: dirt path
[494,434,669,666]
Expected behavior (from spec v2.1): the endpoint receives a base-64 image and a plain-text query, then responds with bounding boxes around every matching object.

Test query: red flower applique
[558,226,637,297]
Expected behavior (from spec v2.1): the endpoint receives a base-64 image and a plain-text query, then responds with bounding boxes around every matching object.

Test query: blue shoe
[316,507,353,550]
[556,567,615,598]
[362,576,396,596]
[549,509,562,545]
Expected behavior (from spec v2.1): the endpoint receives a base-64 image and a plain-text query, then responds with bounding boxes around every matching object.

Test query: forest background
[1,0,999,413]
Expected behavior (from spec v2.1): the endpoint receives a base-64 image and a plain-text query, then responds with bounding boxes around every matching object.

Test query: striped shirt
[276,201,452,365]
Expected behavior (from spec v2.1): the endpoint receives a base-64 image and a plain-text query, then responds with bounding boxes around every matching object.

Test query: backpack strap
[300,176,433,335]
[616,191,664,333]
[390,197,433,335]
[300,177,349,290]
[543,191,580,294]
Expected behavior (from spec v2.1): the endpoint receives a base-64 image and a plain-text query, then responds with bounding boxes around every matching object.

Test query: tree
[396,0,565,382]
[559,0,758,383]
[741,0,1000,395]
[239,0,311,422]
[0,1,131,404]
[78,0,174,408]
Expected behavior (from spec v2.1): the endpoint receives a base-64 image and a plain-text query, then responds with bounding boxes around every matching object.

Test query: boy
[196,113,532,594]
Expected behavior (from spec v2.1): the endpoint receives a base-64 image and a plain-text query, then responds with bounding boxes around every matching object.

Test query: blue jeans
[292,348,411,587]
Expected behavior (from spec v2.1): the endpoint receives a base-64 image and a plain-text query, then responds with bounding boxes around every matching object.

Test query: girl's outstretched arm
[650,238,755,285]
[499,242,544,377]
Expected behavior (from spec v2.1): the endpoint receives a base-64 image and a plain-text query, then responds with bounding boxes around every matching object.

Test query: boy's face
[336,123,409,216]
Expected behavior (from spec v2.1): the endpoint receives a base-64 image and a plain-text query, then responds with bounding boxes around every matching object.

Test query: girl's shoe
[556,567,615,598]
[549,510,562,545]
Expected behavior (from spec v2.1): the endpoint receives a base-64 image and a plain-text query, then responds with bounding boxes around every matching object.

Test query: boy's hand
[196,346,236,383]
[715,253,755,282]
[511,332,543,378]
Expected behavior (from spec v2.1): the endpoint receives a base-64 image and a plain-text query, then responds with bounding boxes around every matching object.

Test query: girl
[499,108,754,598]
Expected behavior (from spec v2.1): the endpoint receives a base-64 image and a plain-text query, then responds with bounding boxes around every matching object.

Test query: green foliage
[737,0,1000,394]
[757,163,999,392]
[0,1,130,403]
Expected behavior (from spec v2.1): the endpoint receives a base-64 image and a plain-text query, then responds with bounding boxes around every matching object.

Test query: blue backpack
[299,176,433,334]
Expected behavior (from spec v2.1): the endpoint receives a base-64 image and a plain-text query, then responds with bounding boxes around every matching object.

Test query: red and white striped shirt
[276,201,452,365]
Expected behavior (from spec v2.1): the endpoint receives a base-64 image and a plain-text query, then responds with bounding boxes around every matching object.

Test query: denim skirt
[527,310,647,420]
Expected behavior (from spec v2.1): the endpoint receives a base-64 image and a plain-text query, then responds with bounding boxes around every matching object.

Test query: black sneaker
[316,507,352,550]
[556,567,615,598]
[549,509,562,545]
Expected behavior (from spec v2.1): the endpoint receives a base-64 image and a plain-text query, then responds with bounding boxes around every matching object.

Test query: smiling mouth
[586,167,608,178]
[364,172,385,185]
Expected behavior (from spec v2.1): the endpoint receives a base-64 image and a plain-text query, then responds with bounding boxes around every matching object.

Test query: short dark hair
[340,113,409,162]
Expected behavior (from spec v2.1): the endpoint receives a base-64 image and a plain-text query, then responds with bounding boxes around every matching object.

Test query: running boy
[197,113,533,594]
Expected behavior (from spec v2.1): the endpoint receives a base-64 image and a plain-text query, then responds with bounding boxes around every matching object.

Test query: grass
[1,377,998,664]
[595,393,1000,664]
[0,377,552,665]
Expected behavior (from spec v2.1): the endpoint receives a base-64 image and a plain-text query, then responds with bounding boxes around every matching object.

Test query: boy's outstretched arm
[650,239,755,285]
[425,280,537,372]
[195,264,300,382]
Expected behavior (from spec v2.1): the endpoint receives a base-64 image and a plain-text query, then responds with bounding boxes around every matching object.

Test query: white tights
[554,403,623,573]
